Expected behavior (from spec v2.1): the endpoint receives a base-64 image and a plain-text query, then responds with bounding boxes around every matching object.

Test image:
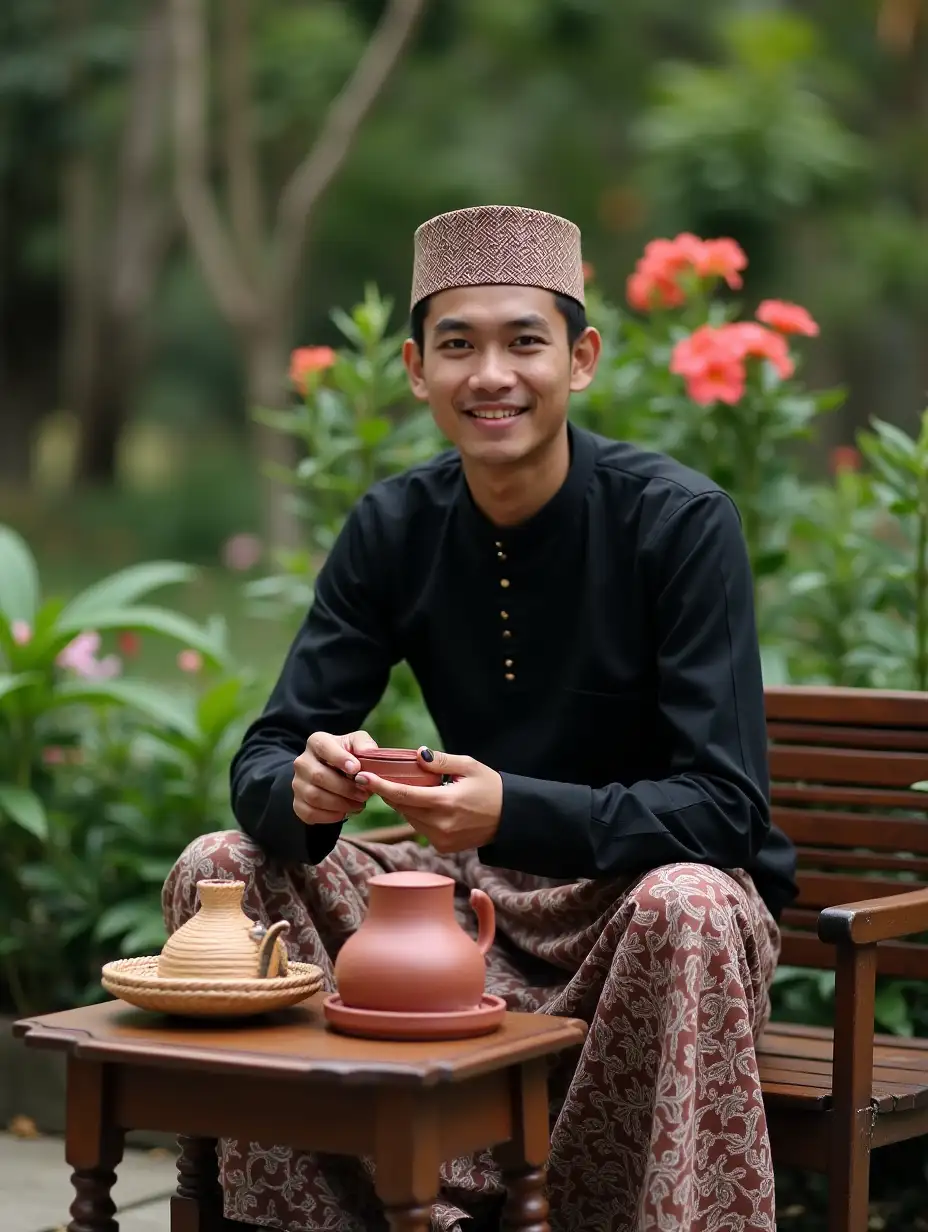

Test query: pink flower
[756,299,819,337]
[177,649,203,673]
[11,620,31,645]
[42,746,65,765]
[694,238,747,289]
[626,233,748,313]
[669,325,747,406]
[727,322,795,380]
[56,631,122,679]
[290,346,336,394]
[221,533,262,572]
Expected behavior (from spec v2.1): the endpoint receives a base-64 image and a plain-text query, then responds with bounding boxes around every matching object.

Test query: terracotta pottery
[322,992,507,1041]
[355,747,442,788]
[333,871,495,1014]
[157,879,290,981]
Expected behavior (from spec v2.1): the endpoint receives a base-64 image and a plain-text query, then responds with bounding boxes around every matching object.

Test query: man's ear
[569,327,602,393]
[403,338,429,401]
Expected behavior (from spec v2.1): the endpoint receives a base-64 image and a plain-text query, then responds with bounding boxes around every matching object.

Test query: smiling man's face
[403,284,600,468]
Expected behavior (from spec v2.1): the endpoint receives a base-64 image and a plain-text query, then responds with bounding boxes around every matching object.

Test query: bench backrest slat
[765,686,928,979]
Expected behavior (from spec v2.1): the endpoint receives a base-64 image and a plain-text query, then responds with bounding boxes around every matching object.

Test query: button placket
[495,540,515,680]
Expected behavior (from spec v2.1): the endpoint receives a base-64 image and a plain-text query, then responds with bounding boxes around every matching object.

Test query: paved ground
[0,1130,176,1232]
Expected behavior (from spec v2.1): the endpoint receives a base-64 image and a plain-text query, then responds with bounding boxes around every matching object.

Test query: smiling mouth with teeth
[466,407,527,420]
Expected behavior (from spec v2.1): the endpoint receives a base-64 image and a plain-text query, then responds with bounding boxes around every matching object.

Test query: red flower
[626,232,748,313]
[830,445,861,474]
[670,325,746,406]
[727,322,794,380]
[695,238,747,289]
[290,346,336,394]
[117,631,142,657]
[582,261,595,283]
[756,299,819,337]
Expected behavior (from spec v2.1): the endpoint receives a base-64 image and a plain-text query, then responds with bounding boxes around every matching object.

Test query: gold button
[497,551,507,561]
[505,672,515,681]
[502,629,512,639]
[504,658,513,667]
[495,540,503,548]
[500,610,509,620]
[500,578,510,588]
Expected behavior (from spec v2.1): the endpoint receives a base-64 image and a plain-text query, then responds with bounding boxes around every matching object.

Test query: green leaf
[50,678,200,740]
[196,676,245,741]
[0,672,41,703]
[0,784,49,840]
[57,562,195,625]
[53,606,228,665]
[0,525,40,624]
[94,900,156,942]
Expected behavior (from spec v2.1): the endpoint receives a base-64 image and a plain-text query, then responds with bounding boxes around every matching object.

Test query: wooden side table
[13,992,586,1232]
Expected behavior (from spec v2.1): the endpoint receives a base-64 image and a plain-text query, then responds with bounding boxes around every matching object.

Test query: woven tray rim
[101,955,324,995]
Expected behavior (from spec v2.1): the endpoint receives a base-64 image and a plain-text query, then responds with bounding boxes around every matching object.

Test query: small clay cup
[355,747,442,788]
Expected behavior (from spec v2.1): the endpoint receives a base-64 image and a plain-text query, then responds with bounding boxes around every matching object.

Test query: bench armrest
[818,886,928,946]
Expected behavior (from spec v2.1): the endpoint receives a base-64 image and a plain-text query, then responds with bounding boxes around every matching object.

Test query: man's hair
[410,292,587,353]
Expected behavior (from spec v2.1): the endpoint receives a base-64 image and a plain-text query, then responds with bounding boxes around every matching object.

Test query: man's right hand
[292,730,379,825]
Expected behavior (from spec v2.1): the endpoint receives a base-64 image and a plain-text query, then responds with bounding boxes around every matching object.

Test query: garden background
[4,0,928,1223]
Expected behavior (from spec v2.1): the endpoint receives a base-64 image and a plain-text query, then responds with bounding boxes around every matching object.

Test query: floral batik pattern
[162,830,780,1231]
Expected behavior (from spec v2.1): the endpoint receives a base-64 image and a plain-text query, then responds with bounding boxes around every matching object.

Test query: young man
[163,204,798,1232]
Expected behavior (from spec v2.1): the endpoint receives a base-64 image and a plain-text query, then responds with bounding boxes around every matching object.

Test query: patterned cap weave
[410,205,585,309]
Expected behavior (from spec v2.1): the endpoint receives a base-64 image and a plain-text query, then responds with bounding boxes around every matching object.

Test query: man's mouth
[464,405,527,420]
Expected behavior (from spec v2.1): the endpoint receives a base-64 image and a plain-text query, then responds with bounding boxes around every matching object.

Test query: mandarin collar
[455,422,595,552]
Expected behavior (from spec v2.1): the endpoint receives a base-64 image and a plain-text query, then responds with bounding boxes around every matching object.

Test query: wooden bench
[356,685,928,1232]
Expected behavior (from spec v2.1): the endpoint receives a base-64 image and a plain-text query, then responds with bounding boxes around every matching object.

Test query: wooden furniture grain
[13,992,586,1232]
[357,685,928,1232]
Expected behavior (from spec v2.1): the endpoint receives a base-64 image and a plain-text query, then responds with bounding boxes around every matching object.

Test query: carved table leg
[498,1060,553,1232]
[171,1135,225,1231]
[68,1166,119,1232]
[65,1058,124,1232]
[500,1166,549,1232]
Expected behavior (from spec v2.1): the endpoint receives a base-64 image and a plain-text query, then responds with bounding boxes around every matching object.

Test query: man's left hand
[355,747,502,854]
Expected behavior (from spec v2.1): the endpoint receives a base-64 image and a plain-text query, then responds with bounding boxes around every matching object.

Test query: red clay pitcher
[333,871,496,1014]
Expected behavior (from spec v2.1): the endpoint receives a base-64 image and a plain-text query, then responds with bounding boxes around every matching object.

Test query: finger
[348,730,380,756]
[307,732,363,777]
[293,799,346,825]
[294,780,367,816]
[354,771,448,812]
[417,746,475,779]
[296,757,369,805]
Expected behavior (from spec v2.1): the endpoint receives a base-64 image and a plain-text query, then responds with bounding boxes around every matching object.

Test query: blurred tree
[166,0,426,550]
[67,0,174,484]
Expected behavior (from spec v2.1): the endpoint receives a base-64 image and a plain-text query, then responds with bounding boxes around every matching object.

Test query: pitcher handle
[256,920,291,978]
[469,889,495,956]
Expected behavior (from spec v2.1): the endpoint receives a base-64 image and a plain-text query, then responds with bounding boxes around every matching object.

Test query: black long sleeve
[481,491,775,883]
[229,493,397,863]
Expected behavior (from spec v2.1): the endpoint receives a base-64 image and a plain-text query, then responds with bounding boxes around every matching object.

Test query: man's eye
[513,335,545,347]
[438,338,471,350]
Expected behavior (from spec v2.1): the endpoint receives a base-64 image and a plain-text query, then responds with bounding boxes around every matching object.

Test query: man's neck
[462,428,571,529]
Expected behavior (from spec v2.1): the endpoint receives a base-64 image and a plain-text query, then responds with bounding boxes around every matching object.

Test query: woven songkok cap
[410,205,585,310]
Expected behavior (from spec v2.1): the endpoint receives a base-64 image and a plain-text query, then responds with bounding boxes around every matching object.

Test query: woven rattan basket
[101,955,325,1018]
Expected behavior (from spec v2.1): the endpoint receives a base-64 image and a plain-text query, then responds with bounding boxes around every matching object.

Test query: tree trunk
[244,327,301,552]
[0,384,38,488]
[72,0,172,487]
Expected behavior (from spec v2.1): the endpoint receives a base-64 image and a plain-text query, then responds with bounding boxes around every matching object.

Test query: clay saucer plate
[101,956,325,1018]
[322,993,507,1041]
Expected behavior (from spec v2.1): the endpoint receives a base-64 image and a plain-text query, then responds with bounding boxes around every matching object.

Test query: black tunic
[230,423,798,920]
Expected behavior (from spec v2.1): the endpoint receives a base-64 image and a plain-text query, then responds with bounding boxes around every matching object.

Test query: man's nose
[469,346,516,392]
